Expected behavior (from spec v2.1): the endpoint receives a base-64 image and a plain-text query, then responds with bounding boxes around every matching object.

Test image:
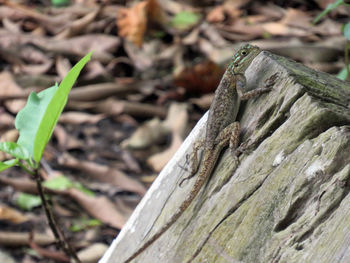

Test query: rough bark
[100,50,350,263]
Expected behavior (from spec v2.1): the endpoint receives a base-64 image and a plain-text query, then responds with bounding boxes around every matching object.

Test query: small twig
[33,169,81,263]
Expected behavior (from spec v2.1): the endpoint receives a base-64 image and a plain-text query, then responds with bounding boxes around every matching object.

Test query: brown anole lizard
[123,44,273,262]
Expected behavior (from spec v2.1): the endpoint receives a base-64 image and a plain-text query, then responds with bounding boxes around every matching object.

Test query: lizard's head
[228,44,261,73]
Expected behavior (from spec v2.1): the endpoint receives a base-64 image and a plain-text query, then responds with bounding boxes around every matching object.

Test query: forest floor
[0,0,348,262]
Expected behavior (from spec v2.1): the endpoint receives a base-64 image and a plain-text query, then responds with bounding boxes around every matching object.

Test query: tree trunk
[100,50,350,263]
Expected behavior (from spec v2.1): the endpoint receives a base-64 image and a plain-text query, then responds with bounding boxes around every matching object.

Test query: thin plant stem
[17,162,35,176]
[33,169,81,263]
[345,41,350,81]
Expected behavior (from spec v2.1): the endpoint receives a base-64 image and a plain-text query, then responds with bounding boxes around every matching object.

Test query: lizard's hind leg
[179,140,204,186]
[214,122,241,164]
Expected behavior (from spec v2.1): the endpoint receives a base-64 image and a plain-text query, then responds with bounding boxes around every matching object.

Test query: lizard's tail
[123,153,216,263]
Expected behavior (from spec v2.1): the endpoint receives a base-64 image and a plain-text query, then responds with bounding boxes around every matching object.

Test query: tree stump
[100,50,350,263]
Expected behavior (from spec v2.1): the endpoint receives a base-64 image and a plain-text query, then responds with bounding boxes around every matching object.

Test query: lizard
[123,44,273,263]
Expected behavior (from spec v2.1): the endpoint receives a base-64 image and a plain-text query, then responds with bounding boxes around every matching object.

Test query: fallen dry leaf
[68,81,139,101]
[55,7,101,40]
[163,103,189,135]
[0,111,15,127]
[53,125,84,151]
[280,8,312,29]
[19,60,53,75]
[55,56,71,79]
[147,103,189,172]
[0,71,24,99]
[189,93,214,110]
[0,129,18,142]
[207,6,226,23]
[0,231,55,246]
[117,0,165,47]
[117,1,147,47]
[261,22,310,37]
[174,60,223,94]
[122,118,170,149]
[67,188,126,229]
[58,153,147,196]
[0,177,38,194]
[4,99,26,114]
[93,98,167,119]
[0,205,29,224]
[76,243,108,263]
[29,234,69,263]
[147,133,183,172]
[0,176,127,229]
[59,112,106,125]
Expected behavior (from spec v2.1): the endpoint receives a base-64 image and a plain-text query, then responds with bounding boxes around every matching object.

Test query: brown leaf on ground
[59,112,106,125]
[0,231,55,246]
[67,188,127,229]
[0,30,120,63]
[68,81,139,101]
[77,243,108,263]
[55,6,101,40]
[207,4,242,23]
[0,177,38,194]
[0,205,29,224]
[147,103,189,172]
[174,60,224,94]
[190,93,214,110]
[0,111,15,127]
[147,133,183,172]
[117,1,148,47]
[146,0,166,25]
[55,56,71,79]
[58,153,147,196]
[0,176,127,229]
[122,118,170,149]
[93,98,167,119]
[0,129,18,142]
[53,125,84,151]
[1,3,68,34]
[0,71,24,99]
[207,6,226,23]
[28,234,70,263]
[19,60,53,75]
[280,8,312,29]
[4,99,26,114]
[117,0,165,47]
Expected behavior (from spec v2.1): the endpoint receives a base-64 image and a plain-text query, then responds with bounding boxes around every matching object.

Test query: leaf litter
[0,0,347,262]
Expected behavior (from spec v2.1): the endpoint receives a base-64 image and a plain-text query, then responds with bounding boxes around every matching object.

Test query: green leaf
[344,22,350,41]
[70,218,102,232]
[16,52,92,163]
[43,175,95,196]
[16,84,58,161]
[51,0,70,6]
[171,11,201,30]
[0,159,18,172]
[337,65,350,80]
[16,193,42,210]
[313,0,344,24]
[43,175,73,190]
[0,142,30,160]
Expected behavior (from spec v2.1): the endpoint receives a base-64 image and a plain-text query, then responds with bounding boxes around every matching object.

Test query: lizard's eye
[234,63,239,67]
[241,51,247,56]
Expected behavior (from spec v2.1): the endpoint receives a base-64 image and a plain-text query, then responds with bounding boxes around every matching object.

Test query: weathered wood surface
[100,50,350,263]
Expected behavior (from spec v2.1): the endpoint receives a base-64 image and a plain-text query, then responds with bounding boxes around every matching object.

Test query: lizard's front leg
[234,73,278,155]
[236,72,277,101]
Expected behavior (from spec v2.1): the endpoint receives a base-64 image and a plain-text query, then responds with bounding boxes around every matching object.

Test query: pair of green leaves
[0,52,92,172]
